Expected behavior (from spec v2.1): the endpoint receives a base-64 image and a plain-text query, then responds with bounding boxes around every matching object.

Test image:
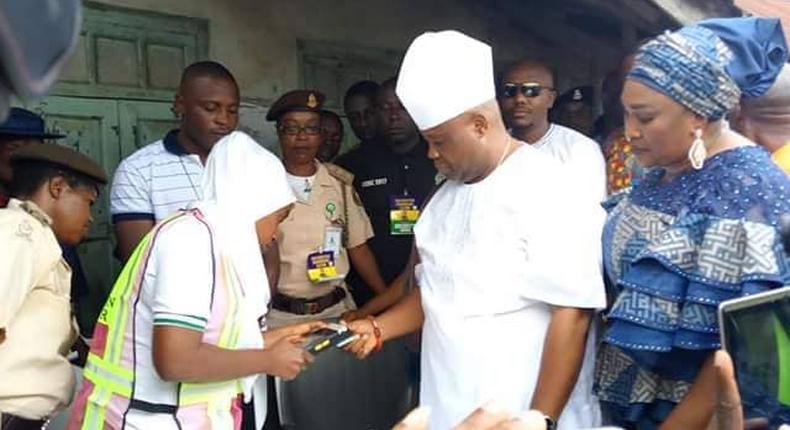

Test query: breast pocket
[23,287,75,354]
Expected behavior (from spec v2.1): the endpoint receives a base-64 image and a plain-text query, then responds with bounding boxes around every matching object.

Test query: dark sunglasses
[501,83,554,98]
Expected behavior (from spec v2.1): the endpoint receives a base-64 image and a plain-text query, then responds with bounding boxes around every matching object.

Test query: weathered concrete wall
[85,0,625,149]
[88,0,603,100]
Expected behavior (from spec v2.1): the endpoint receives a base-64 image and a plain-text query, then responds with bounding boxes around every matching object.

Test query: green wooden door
[119,100,180,157]
[28,96,121,330]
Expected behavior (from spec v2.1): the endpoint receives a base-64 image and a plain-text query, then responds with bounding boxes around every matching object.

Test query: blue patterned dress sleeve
[595,146,790,427]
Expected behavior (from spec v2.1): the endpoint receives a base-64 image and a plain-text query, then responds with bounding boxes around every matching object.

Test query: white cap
[396,30,495,131]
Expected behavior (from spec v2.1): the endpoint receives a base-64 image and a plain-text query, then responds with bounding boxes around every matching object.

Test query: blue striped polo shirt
[110,130,204,223]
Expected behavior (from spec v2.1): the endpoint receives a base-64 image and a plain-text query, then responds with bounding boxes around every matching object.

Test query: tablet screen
[722,296,790,426]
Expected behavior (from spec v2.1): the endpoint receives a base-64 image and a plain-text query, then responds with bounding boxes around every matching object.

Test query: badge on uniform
[307,251,341,283]
[15,220,33,241]
[389,195,420,235]
[323,225,343,256]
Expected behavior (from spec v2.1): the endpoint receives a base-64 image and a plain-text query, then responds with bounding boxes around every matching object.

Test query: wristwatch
[543,415,557,430]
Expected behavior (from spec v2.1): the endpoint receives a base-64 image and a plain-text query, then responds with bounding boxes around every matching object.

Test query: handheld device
[304,322,359,355]
[718,286,790,426]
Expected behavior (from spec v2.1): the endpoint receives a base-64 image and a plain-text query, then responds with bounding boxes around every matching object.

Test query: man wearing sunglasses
[498,61,606,204]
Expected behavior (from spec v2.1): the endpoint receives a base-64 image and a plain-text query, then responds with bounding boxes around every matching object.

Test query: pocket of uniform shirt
[19,288,74,352]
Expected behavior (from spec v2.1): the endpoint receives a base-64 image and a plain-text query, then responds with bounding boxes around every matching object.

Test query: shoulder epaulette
[19,201,52,227]
[325,163,354,185]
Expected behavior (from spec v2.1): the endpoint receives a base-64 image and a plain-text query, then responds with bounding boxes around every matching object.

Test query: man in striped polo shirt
[111,61,241,262]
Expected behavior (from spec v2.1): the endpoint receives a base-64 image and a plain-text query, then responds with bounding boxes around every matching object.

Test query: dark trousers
[0,413,47,430]
[241,376,282,430]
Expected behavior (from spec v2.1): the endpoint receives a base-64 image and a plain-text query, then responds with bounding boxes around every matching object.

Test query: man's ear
[471,113,489,139]
[173,92,186,120]
[546,89,557,110]
[47,175,68,199]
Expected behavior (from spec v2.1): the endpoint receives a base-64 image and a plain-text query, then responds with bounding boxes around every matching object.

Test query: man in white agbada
[498,60,607,205]
[346,30,606,429]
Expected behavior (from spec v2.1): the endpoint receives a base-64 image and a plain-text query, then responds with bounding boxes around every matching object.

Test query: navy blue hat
[0,107,65,139]
[697,17,789,99]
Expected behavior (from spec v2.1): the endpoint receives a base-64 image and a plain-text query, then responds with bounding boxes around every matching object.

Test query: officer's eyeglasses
[501,83,554,98]
[278,125,322,136]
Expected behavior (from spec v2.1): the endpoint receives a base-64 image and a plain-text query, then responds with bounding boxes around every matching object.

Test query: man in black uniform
[335,80,381,174]
[342,77,438,307]
[553,85,594,137]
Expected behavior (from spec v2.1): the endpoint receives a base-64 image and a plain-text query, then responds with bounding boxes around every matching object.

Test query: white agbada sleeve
[518,159,607,309]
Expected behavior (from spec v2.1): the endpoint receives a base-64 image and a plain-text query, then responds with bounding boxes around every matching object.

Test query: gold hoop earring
[688,128,706,170]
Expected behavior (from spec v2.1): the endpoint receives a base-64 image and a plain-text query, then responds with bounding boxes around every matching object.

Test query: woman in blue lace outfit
[594,22,790,429]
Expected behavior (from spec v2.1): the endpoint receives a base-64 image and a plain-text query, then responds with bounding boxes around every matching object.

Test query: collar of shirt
[293,162,338,205]
[403,139,430,159]
[314,162,340,190]
[163,129,196,157]
[286,172,317,203]
[163,129,206,171]
[8,198,53,226]
[531,123,557,150]
[359,138,429,166]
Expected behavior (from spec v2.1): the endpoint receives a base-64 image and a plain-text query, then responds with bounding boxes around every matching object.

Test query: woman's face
[255,204,293,246]
[50,179,98,246]
[621,80,703,169]
[278,111,322,166]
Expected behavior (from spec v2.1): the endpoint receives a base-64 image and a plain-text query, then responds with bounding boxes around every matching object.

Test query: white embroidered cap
[396,30,495,130]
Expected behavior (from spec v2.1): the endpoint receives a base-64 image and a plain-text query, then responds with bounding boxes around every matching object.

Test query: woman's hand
[262,335,314,380]
[263,320,325,345]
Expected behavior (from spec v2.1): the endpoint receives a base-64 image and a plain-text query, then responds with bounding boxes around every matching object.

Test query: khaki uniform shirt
[270,163,373,326]
[0,199,76,419]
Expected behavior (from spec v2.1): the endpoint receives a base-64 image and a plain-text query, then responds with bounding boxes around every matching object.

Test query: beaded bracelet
[367,315,383,353]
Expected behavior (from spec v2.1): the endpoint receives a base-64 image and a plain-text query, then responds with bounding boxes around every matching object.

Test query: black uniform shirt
[338,140,438,305]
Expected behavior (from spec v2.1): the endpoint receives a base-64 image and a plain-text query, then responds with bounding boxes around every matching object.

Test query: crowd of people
[2,10,790,430]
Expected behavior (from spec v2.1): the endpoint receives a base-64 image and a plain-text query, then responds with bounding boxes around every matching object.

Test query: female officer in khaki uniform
[0,143,107,430]
[265,89,388,329]
[263,90,409,430]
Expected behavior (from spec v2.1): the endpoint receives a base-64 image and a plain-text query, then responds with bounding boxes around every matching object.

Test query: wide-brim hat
[0,107,65,139]
[11,142,108,185]
[266,90,327,122]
